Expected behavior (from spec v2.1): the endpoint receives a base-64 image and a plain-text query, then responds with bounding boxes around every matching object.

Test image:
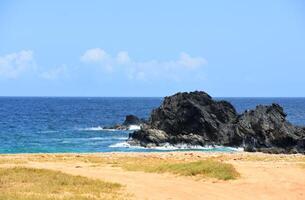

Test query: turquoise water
[0,97,305,153]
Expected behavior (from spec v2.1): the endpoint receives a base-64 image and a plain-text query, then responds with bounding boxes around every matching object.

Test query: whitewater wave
[79,126,117,131]
[128,125,141,131]
[109,142,244,151]
[79,125,141,132]
[109,142,135,148]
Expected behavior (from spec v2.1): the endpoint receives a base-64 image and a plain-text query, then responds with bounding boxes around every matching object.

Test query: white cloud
[178,52,207,69]
[40,65,68,80]
[116,51,130,64]
[0,50,36,79]
[80,48,207,81]
[126,53,207,81]
[80,48,113,71]
[0,49,207,83]
[80,48,110,63]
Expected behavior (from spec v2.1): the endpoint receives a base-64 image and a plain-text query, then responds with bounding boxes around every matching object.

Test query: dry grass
[10,152,305,181]
[0,157,28,165]
[27,154,109,164]
[0,167,127,200]
[238,155,305,162]
[118,158,239,180]
[207,153,305,163]
[0,154,239,181]
[0,154,109,165]
[299,163,305,169]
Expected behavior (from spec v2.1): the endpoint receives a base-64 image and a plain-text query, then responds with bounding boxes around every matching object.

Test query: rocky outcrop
[123,115,143,126]
[127,91,305,154]
[128,128,169,147]
[104,115,145,130]
[236,104,305,153]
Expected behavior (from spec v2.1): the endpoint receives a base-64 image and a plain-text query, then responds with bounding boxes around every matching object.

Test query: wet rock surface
[128,91,305,154]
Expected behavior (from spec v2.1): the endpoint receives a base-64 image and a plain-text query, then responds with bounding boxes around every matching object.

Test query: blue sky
[0,0,305,97]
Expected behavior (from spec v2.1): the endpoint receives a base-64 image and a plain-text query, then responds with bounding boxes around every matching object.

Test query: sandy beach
[1,152,305,200]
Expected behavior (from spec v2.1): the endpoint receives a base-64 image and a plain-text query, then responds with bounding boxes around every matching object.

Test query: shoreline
[1,150,305,157]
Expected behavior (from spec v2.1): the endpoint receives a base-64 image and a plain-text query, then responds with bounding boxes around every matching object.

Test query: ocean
[0,97,305,154]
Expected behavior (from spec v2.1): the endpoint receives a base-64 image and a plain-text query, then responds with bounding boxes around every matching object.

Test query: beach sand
[1,152,305,200]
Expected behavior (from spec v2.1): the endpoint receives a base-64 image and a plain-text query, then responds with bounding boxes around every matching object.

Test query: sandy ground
[1,152,305,200]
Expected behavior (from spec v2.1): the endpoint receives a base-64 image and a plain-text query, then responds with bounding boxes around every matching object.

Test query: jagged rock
[104,115,145,130]
[103,124,128,130]
[236,104,304,153]
[128,91,241,147]
[128,91,305,154]
[128,128,169,147]
[123,115,142,126]
[148,91,239,145]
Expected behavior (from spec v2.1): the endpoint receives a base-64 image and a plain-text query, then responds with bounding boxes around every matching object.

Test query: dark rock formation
[128,128,169,147]
[236,104,305,153]
[104,115,145,130]
[123,115,142,126]
[127,91,305,154]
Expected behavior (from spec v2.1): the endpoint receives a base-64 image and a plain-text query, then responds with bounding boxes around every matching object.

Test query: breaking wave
[128,125,141,130]
[109,142,244,152]
[79,126,117,131]
[78,125,141,131]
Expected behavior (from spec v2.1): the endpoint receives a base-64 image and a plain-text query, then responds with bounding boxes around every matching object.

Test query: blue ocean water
[0,97,305,154]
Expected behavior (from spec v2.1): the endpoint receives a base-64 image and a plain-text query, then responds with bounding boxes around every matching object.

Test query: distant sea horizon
[0,97,305,154]
[1,96,305,98]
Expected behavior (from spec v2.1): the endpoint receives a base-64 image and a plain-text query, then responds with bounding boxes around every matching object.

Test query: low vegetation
[299,163,305,169]
[0,154,239,180]
[0,157,27,164]
[0,167,126,200]
[118,158,239,180]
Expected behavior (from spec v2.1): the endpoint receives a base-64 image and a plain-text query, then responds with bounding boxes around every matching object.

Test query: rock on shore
[127,91,305,154]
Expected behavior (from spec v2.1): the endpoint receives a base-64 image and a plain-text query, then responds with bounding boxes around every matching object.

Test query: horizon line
[1,96,305,98]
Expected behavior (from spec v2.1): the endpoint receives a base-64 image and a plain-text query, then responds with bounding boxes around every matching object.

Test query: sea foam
[79,125,141,132]
[80,126,117,131]
[128,125,141,131]
[109,142,244,151]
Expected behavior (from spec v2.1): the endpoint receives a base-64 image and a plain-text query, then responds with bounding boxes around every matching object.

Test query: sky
[0,0,305,97]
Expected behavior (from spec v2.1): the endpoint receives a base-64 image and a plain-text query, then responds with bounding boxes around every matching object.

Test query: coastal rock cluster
[127,91,305,154]
[104,115,145,130]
